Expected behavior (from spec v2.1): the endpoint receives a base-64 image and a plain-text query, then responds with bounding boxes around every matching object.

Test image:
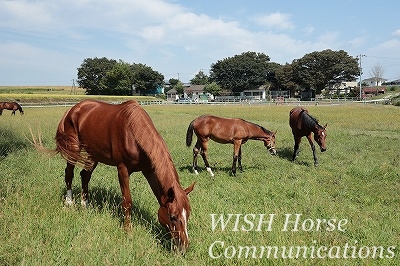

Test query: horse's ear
[165,187,175,203]
[323,123,328,129]
[273,130,277,136]
[184,182,196,195]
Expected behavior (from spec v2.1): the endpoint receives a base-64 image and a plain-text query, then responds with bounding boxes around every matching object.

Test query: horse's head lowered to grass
[158,183,195,253]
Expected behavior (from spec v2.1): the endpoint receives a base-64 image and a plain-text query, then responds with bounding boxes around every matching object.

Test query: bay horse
[31,100,195,253]
[289,107,327,166]
[186,115,276,176]
[0,102,24,115]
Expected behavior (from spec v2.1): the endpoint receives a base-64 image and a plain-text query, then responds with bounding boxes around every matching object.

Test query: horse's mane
[301,110,322,129]
[121,101,179,181]
[244,119,273,135]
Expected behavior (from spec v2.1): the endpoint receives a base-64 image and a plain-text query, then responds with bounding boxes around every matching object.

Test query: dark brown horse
[0,102,24,115]
[31,100,195,253]
[289,107,327,166]
[186,115,276,176]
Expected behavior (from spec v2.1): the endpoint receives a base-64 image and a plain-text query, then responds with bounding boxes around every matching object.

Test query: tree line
[76,49,360,96]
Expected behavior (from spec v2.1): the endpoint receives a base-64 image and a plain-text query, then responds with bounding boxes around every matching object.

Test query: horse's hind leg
[199,140,214,177]
[65,162,75,206]
[192,141,201,175]
[80,162,98,208]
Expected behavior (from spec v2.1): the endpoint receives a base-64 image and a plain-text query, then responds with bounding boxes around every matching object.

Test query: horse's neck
[248,124,269,140]
[142,163,179,205]
[140,140,180,205]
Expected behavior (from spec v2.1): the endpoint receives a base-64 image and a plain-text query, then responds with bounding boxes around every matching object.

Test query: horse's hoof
[206,167,214,177]
[64,198,74,207]
[81,199,89,208]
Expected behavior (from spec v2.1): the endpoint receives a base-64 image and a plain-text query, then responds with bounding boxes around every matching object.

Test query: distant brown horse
[289,107,327,166]
[31,100,195,253]
[0,102,24,115]
[186,115,276,176]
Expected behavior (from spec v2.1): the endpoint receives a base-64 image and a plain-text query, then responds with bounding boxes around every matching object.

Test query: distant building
[362,77,387,87]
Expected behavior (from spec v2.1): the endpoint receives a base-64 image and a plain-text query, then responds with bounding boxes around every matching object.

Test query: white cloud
[253,12,294,30]
[304,25,314,35]
[392,29,400,36]
[348,37,366,48]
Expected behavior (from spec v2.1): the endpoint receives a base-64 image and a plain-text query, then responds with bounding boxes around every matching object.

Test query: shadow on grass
[0,128,28,160]
[60,185,173,252]
[276,146,294,162]
[277,146,315,167]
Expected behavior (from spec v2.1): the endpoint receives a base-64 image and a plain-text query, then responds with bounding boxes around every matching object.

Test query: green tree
[168,78,184,95]
[204,82,222,96]
[77,57,117,95]
[131,63,164,95]
[190,70,209,85]
[102,60,133,95]
[209,51,271,92]
[77,58,163,96]
[275,63,299,97]
[291,49,359,94]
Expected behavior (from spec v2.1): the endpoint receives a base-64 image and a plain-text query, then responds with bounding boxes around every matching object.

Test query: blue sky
[1,0,400,85]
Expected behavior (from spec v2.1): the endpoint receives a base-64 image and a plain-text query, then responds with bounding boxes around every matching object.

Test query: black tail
[186,120,194,147]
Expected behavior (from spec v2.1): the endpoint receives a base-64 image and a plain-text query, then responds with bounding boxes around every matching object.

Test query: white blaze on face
[182,208,188,242]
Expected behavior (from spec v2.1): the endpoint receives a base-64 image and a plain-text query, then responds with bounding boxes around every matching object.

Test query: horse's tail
[18,105,24,114]
[28,128,59,157]
[186,120,195,147]
[54,112,95,171]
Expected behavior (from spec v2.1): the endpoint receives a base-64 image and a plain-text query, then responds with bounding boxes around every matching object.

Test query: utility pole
[358,54,366,100]
[71,79,76,95]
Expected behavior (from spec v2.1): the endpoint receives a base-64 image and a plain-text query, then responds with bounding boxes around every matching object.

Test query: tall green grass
[0,103,399,265]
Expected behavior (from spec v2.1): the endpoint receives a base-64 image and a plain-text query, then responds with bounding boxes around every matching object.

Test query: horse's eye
[170,215,177,222]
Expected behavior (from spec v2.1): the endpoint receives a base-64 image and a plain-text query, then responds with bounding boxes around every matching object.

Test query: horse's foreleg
[307,135,318,166]
[117,164,132,232]
[292,135,301,161]
[64,162,75,206]
[238,145,243,171]
[80,162,98,208]
[231,141,241,176]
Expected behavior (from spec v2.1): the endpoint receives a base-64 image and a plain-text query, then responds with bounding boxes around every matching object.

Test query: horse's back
[289,107,309,135]
[56,100,145,167]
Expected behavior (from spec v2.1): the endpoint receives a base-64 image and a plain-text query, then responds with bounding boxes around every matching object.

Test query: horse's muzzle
[268,147,277,155]
[172,236,189,255]
[321,147,327,152]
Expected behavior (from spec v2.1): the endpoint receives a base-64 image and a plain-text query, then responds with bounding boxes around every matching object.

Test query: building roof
[184,85,205,93]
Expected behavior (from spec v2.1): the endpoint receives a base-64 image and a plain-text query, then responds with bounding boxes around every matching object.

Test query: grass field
[0,102,399,265]
[0,86,157,103]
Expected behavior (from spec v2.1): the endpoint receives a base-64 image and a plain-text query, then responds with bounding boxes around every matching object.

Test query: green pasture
[0,103,399,265]
[0,86,156,103]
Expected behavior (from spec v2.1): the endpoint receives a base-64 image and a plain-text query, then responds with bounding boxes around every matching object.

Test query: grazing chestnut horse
[32,100,195,253]
[289,107,327,166]
[0,102,24,115]
[186,115,276,176]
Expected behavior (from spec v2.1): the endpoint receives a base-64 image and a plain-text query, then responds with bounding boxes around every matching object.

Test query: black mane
[301,111,322,129]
